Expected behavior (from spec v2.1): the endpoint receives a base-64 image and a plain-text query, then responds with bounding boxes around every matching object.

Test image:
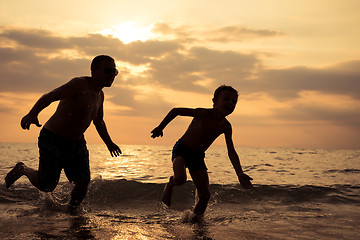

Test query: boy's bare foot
[5,162,25,188]
[161,176,174,207]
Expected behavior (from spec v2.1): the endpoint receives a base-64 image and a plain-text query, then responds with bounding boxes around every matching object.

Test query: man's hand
[107,142,122,157]
[238,173,253,189]
[20,114,42,130]
[151,127,163,138]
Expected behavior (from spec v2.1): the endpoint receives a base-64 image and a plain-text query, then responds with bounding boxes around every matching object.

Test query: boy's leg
[162,156,187,206]
[173,156,187,185]
[189,170,211,216]
[5,162,40,189]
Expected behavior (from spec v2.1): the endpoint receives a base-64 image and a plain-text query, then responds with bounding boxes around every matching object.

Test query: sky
[0,0,359,149]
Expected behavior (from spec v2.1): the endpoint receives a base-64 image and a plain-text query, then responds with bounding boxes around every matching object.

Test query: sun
[99,21,153,44]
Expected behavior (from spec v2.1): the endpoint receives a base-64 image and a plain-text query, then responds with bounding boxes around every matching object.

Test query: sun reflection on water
[87,144,360,186]
[90,145,172,183]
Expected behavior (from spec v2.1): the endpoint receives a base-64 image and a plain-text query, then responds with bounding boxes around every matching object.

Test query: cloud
[254,61,360,100]
[0,92,35,114]
[1,26,359,103]
[151,22,174,35]
[271,102,360,130]
[0,27,182,91]
[152,22,285,43]
[151,22,194,42]
[121,40,182,65]
[207,25,284,42]
[105,85,174,117]
[70,34,182,65]
[1,24,360,135]
[127,40,182,58]
[151,22,284,43]
[0,105,14,114]
[69,33,126,58]
[0,27,71,49]
[147,47,261,92]
[0,47,89,92]
[0,27,182,64]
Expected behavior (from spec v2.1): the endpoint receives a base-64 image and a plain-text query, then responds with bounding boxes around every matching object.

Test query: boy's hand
[238,173,253,189]
[151,127,163,138]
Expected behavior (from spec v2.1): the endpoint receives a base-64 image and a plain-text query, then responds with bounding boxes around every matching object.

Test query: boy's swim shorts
[172,139,207,172]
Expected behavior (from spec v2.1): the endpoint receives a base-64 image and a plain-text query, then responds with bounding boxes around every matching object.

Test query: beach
[1,143,360,239]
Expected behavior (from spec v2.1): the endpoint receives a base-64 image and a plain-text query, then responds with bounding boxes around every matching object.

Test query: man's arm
[151,108,203,138]
[21,78,81,130]
[224,121,253,189]
[93,92,121,157]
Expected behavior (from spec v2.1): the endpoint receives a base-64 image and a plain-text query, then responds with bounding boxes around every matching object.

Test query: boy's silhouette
[151,85,253,219]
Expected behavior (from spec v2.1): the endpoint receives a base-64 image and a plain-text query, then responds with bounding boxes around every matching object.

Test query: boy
[151,85,253,218]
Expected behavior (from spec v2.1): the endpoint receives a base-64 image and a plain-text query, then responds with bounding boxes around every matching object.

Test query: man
[5,55,121,210]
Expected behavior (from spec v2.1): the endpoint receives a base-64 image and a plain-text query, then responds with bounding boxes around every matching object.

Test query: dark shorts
[38,128,90,192]
[172,139,207,173]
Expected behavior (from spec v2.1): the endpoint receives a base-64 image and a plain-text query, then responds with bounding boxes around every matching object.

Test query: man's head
[212,85,238,115]
[91,55,118,87]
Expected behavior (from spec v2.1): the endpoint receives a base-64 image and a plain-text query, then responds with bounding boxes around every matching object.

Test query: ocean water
[0,142,359,240]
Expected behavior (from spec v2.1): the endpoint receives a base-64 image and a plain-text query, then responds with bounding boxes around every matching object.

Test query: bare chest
[188,118,225,138]
[60,91,101,118]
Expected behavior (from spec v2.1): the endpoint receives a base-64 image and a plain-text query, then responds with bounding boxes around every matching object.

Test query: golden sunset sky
[0,0,359,149]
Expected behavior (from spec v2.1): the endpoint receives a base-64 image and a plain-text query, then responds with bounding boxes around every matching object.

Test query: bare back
[181,109,230,152]
[44,77,103,139]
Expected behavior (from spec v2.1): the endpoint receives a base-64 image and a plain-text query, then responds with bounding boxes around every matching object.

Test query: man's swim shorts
[38,128,90,192]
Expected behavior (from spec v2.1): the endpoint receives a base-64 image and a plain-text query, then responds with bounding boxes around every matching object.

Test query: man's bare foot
[5,162,25,188]
[189,213,204,223]
[161,176,174,207]
[67,204,83,216]
[181,210,204,223]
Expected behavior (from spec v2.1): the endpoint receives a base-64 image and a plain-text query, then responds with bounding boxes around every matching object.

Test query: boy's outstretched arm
[224,121,253,189]
[151,108,198,138]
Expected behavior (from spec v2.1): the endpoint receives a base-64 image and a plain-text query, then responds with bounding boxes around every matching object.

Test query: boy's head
[213,85,238,102]
[212,85,238,115]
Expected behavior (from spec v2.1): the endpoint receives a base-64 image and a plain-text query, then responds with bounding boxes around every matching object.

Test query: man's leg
[5,162,41,189]
[65,136,90,208]
[162,156,187,206]
[69,178,90,207]
[23,164,41,189]
[189,170,211,216]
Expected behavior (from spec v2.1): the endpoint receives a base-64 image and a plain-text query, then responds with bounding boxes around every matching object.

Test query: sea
[0,142,359,240]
